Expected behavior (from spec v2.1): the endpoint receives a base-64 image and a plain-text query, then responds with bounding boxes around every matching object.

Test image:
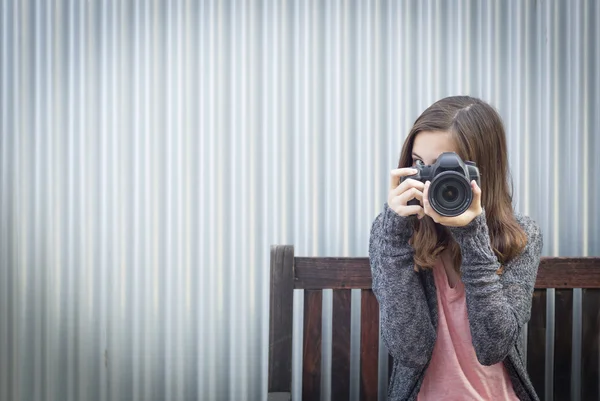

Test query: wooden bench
[268,245,600,401]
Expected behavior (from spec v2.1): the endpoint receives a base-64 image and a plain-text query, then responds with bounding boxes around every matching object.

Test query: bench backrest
[268,245,600,401]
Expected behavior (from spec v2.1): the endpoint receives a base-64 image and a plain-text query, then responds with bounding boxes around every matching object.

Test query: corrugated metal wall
[0,1,599,401]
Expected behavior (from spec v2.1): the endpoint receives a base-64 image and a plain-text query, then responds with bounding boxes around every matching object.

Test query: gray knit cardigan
[368,203,543,401]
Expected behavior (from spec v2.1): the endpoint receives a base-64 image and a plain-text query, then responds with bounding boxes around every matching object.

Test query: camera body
[401,152,481,217]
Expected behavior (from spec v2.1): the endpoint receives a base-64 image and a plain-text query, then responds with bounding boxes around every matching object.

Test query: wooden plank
[527,289,546,401]
[581,289,600,400]
[269,246,295,392]
[293,257,600,289]
[535,258,600,289]
[295,257,372,289]
[303,290,322,401]
[554,289,573,401]
[360,290,379,401]
[331,290,351,400]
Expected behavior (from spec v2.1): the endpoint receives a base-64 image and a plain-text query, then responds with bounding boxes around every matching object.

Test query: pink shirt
[417,258,519,401]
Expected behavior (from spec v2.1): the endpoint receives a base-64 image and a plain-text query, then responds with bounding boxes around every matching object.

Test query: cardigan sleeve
[448,210,543,366]
[368,203,436,368]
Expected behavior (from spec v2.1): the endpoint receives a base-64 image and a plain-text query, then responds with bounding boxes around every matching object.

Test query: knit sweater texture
[368,203,543,401]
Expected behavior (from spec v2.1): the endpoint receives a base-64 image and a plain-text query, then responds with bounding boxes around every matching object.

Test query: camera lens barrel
[428,171,473,217]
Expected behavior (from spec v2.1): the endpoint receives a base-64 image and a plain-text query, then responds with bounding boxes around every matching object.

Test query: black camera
[401,152,481,217]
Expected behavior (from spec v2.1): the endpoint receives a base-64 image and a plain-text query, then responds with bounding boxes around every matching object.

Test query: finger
[422,181,438,221]
[422,181,430,211]
[389,192,424,215]
[422,180,429,202]
[471,180,482,207]
[395,205,423,217]
[389,168,418,190]
[397,187,424,206]
[391,178,426,198]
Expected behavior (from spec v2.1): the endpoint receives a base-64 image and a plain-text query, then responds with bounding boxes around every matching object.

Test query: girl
[369,96,543,401]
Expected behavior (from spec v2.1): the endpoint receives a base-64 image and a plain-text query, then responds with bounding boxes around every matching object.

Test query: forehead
[412,130,458,162]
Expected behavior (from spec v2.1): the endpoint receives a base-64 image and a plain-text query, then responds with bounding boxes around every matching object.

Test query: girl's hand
[422,180,483,227]
[388,168,426,219]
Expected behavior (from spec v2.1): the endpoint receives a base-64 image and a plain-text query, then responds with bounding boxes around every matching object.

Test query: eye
[412,158,422,166]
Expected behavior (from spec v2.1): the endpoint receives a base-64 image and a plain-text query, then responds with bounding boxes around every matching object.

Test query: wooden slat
[295,257,372,289]
[303,290,322,401]
[581,289,600,400]
[269,245,295,392]
[527,289,546,400]
[360,290,379,401]
[294,257,600,289]
[554,289,573,401]
[331,290,351,400]
[535,258,600,289]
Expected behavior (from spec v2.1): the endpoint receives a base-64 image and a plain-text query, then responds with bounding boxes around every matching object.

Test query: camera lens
[428,172,473,217]
[440,183,460,203]
[436,179,466,210]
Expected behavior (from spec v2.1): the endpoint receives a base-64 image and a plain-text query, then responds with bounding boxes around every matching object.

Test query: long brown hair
[398,96,527,272]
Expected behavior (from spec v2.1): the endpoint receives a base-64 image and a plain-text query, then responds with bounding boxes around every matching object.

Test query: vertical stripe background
[0,1,599,401]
